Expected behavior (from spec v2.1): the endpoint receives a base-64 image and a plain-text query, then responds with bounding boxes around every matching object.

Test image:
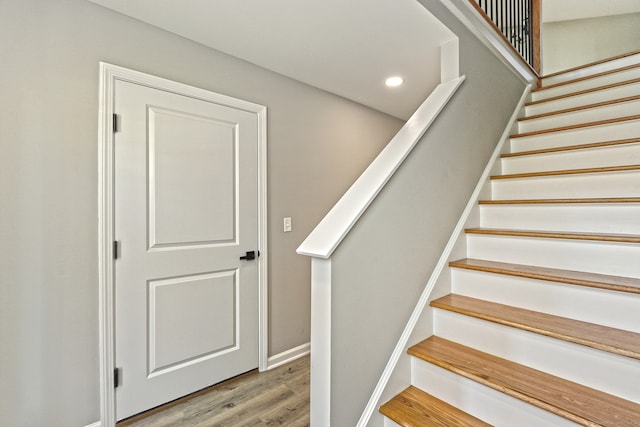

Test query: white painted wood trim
[84,422,102,427]
[356,85,533,427]
[441,38,460,83]
[310,257,332,427]
[266,342,311,370]
[439,0,538,85]
[296,76,465,259]
[97,62,268,427]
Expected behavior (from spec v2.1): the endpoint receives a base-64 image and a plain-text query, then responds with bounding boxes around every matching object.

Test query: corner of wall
[441,37,460,82]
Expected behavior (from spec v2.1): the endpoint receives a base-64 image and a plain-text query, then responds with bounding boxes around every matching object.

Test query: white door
[114,79,260,420]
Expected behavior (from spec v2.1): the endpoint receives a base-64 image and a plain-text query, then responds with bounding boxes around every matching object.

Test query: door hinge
[114,367,122,388]
[113,241,120,260]
[113,113,120,133]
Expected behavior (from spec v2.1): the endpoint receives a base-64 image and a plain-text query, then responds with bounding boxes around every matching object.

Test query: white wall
[0,0,403,425]
[542,12,640,74]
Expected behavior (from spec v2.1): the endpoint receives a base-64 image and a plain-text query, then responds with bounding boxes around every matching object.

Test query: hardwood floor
[118,356,310,427]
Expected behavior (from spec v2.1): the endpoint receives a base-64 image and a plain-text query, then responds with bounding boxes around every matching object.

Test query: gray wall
[328,0,526,425]
[0,0,403,425]
[542,12,640,74]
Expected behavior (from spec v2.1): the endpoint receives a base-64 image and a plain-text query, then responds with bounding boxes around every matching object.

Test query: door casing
[97,62,268,427]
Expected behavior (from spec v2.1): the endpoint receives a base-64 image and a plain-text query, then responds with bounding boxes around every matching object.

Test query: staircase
[380,55,640,426]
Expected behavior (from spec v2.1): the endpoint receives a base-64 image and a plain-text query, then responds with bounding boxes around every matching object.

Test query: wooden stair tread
[479,197,640,205]
[511,115,640,139]
[532,63,640,93]
[526,78,640,107]
[465,228,640,244]
[519,95,640,122]
[409,337,640,426]
[380,386,492,427]
[449,258,640,294]
[502,137,640,158]
[541,49,640,80]
[491,164,640,180]
[431,294,640,359]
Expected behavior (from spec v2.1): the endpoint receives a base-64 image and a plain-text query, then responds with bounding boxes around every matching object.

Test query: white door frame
[97,62,268,427]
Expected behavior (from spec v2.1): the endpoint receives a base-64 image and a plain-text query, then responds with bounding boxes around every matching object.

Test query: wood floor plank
[118,356,310,427]
[409,337,640,426]
[449,258,640,294]
[380,386,492,427]
[465,228,640,244]
[431,294,640,359]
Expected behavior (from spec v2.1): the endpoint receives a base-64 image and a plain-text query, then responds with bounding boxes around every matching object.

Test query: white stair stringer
[518,97,640,133]
[501,141,640,174]
[525,80,640,116]
[531,65,640,102]
[451,268,640,333]
[433,309,640,402]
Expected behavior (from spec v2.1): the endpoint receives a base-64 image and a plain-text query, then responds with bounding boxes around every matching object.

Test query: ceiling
[88,0,456,120]
[543,0,640,23]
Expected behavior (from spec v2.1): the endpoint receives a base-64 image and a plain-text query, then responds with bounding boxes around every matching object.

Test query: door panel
[149,106,237,247]
[114,80,259,420]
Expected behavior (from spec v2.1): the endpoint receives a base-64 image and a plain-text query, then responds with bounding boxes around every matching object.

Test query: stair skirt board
[379,55,640,427]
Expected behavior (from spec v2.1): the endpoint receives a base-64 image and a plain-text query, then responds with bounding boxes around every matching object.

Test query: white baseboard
[266,342,311,370]
[85,421,101,427]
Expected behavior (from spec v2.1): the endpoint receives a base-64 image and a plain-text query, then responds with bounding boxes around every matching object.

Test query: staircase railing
[469,0,541,74]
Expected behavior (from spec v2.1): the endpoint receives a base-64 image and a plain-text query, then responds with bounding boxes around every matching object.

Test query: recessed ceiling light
[385,76,404,87]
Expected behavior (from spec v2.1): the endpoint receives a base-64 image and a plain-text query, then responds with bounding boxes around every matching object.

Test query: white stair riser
[466,234,640,278]
[502,143,640,174]
[526,81,640,116]
[479,203,640,234]
[451,268,640,333]
[540,54,640,87]
[532,67,640,102]
[510,119,640,153]
[383,417,401,427]
[518,99,640,134]
[411,358,577,427]
[434,310,640,402]
[491,171,640,199]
